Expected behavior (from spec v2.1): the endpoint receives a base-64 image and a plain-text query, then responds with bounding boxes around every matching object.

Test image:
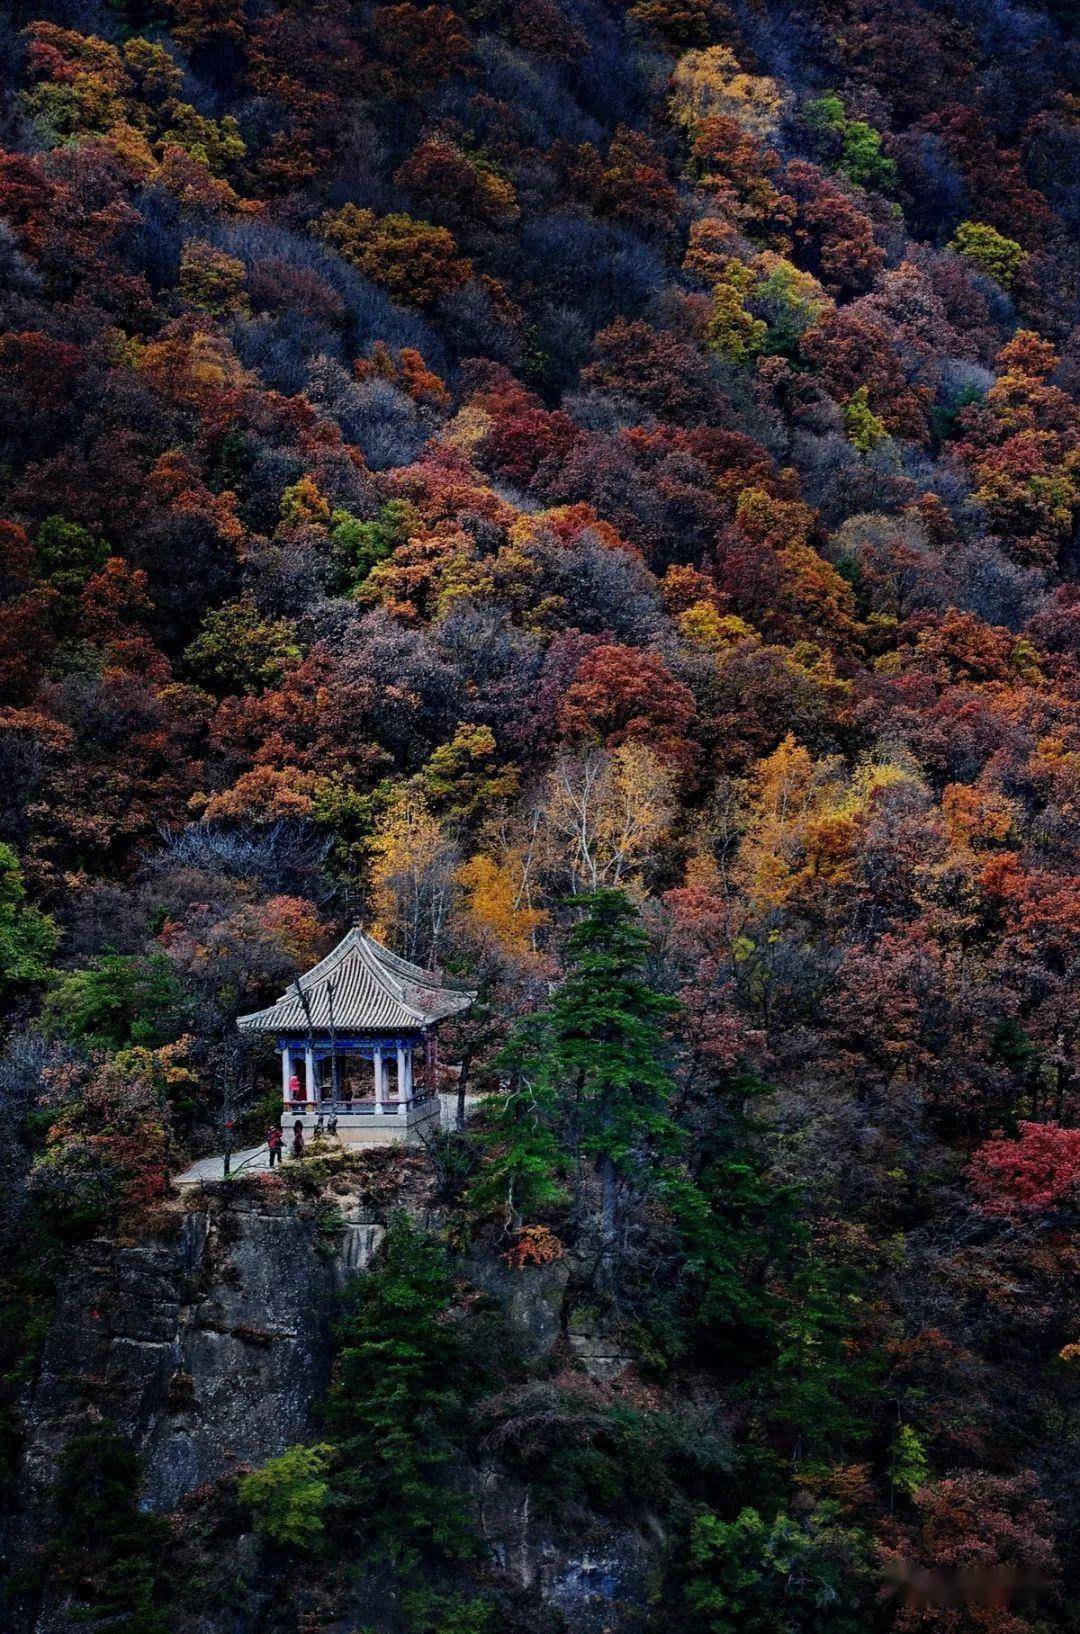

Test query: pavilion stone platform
[237,929,475,1148]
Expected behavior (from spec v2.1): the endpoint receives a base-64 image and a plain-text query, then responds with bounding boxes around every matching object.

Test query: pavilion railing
[285,1092,438,1117]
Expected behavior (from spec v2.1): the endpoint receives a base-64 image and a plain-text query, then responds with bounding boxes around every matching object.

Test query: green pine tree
[769,1246,880,1460]
[0,843,57,999]
[679,1503,872,1634]
[467,1059,569,1230]
[658,1140,798,1350]
[474,890,679,1285]
[323,1214,473,1572]
[50,1424,170,1634]
[45,951,183,1050]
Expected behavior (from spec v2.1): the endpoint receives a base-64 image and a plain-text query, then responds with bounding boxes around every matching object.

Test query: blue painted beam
[275,1035,422,1056]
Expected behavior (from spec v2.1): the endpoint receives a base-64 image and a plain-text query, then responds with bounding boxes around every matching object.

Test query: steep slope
[0,0,1078,1631]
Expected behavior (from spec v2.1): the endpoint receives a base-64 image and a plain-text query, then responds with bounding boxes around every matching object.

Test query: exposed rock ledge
[11,1191,383,1543]
[6,1176,661,1634]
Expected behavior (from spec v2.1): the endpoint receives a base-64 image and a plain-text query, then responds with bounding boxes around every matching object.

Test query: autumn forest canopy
[0,0,1079,1628]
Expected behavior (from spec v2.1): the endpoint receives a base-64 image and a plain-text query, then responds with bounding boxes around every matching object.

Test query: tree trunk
[598,1154,619,1288]
[456,1051,471,1132]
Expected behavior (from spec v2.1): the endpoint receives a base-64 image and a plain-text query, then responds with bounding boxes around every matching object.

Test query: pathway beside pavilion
[172,1091,484,1187]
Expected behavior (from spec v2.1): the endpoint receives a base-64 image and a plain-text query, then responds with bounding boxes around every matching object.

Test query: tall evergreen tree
[323,1214,472,1573]
[474,890,679,1284]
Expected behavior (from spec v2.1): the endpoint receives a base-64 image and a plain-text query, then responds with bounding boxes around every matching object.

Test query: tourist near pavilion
[237,928,475,1146]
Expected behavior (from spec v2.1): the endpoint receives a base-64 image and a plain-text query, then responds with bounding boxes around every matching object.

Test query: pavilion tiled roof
[237,929,475,1035]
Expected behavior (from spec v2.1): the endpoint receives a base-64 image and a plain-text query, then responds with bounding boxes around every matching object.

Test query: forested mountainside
[0,0,1078,1629]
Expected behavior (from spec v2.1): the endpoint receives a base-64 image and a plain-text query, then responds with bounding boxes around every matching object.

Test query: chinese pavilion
[237,928,475,1146]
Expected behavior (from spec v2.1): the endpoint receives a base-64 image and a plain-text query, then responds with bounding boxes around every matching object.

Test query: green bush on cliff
[678,1503,873,1633]
[49,1422,170,1634]
[401,1588,496,1634]
[238,1442,333,1548]
[474,1381,733,1527]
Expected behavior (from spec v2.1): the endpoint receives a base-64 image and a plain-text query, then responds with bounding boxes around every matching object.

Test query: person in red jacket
[267,1125,283,1167]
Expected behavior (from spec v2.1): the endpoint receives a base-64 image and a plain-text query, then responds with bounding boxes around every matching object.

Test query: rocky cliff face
[5,1173,661,1634]
[477,1464,659,1634]
[17,1192,383,1522]
[5,1184,383,1632]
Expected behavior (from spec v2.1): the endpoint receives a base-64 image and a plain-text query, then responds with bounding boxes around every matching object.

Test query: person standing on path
[267,1125,284,1167]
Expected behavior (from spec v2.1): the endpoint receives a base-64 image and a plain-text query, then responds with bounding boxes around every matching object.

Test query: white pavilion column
[404,1047,413,1100]
[373,1046,385,1114]
[304,1045,316,1108]
[397,1045,408,1115]
[281,1045,292,1106]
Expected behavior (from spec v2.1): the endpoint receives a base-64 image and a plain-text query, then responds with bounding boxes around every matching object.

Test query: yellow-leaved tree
[669,46,786,140]
[539,743,677,892]
[368,785,458,962]
[456,850,548,961]
[734,735,921,918]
